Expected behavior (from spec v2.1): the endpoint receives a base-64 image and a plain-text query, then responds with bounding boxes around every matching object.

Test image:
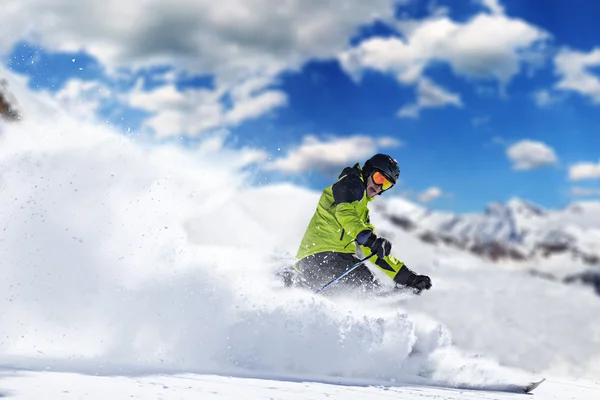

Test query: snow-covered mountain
[376,197,600,268]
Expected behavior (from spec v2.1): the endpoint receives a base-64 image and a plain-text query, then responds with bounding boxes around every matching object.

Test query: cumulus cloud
[418,187,444,203]
[398,77,462,118]
[569,161,600,181]
[126,82,225,137]
[264,135,401,174]
[225,76,288,125]
[1,0,401,137]
[339,8,548,114]
[554,47,600,103]
[1,0,397,82]
[506,139,558,170]
[339,13,548,84]
[122,73,288,137]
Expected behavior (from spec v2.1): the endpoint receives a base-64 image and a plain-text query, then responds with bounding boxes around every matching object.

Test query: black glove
[371,237,392,259]
[394,265,432,294]
[357,230,392,259]
[405,274,432,293]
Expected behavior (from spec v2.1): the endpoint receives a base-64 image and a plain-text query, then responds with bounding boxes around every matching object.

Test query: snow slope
[1,66,600,399]
[1,371,600,400]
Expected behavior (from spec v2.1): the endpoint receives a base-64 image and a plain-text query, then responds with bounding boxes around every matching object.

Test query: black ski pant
[295,251,379,292]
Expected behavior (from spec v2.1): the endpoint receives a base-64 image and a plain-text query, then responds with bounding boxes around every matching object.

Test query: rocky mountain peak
[382,196,599,266]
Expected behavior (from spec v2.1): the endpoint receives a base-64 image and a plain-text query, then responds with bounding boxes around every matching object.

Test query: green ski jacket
[295,163,409,283]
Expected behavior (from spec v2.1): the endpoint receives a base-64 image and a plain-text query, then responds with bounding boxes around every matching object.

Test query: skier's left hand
[356,230,392,259]
[405,274,432,293]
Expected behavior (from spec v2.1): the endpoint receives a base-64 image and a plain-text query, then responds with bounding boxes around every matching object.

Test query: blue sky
[2,0,600,213]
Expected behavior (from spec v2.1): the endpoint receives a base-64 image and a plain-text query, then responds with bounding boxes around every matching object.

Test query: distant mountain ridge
[377,197,600,266]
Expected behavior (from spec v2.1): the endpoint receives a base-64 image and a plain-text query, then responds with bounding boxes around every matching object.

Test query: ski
[523,378,546,393]
[501,378,546,393]
[447,378,547,394]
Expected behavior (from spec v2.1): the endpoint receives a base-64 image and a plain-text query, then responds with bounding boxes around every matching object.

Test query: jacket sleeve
[334,203,373,237]
[359,242,415,285]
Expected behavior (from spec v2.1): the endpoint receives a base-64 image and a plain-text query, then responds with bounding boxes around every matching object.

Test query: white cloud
[124,74,287,137]
[506,139,558,170]
[377,137,403,148]
[126,83,225,137]
[418,186,444,203]
[554,47,600,103]
[398,77,462,118]
[340,14,548,84]
[224,76,288,125]
[1,0,397,84]
[1,1,402,137]
[533,89,560,107]
[339,10,548,113]
[53,79,111,120]
[571,187,600,197]
[1,1,550,134]
[479,0,505,15]
[195,129,270,167]
[569,161,600,181]
[264,135,401,174]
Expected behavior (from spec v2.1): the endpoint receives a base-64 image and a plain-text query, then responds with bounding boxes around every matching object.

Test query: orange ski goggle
[372,171,394,190]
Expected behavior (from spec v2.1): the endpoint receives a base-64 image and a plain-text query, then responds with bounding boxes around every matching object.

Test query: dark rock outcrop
[564,271,600,295]
[388,215,416,231]
[0,79,21,121]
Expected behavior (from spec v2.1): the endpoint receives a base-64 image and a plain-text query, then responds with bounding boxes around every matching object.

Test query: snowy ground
[1,370,599,399]
[1,66,600,398]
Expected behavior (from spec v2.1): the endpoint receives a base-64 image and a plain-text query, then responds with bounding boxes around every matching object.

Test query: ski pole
[314,253,376,294]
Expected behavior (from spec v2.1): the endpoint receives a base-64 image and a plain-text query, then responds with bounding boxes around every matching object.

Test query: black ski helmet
[363,153,400,184]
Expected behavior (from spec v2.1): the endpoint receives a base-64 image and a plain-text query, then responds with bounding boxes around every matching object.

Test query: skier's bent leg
[296,251,378,291]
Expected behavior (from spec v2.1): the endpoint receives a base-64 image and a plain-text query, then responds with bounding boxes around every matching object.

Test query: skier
[285,153,432,294]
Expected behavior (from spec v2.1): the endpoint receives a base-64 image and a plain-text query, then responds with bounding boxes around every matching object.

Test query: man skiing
[286,153,432,295]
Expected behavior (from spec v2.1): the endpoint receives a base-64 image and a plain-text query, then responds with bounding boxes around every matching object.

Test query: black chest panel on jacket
[332,164,365,205]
